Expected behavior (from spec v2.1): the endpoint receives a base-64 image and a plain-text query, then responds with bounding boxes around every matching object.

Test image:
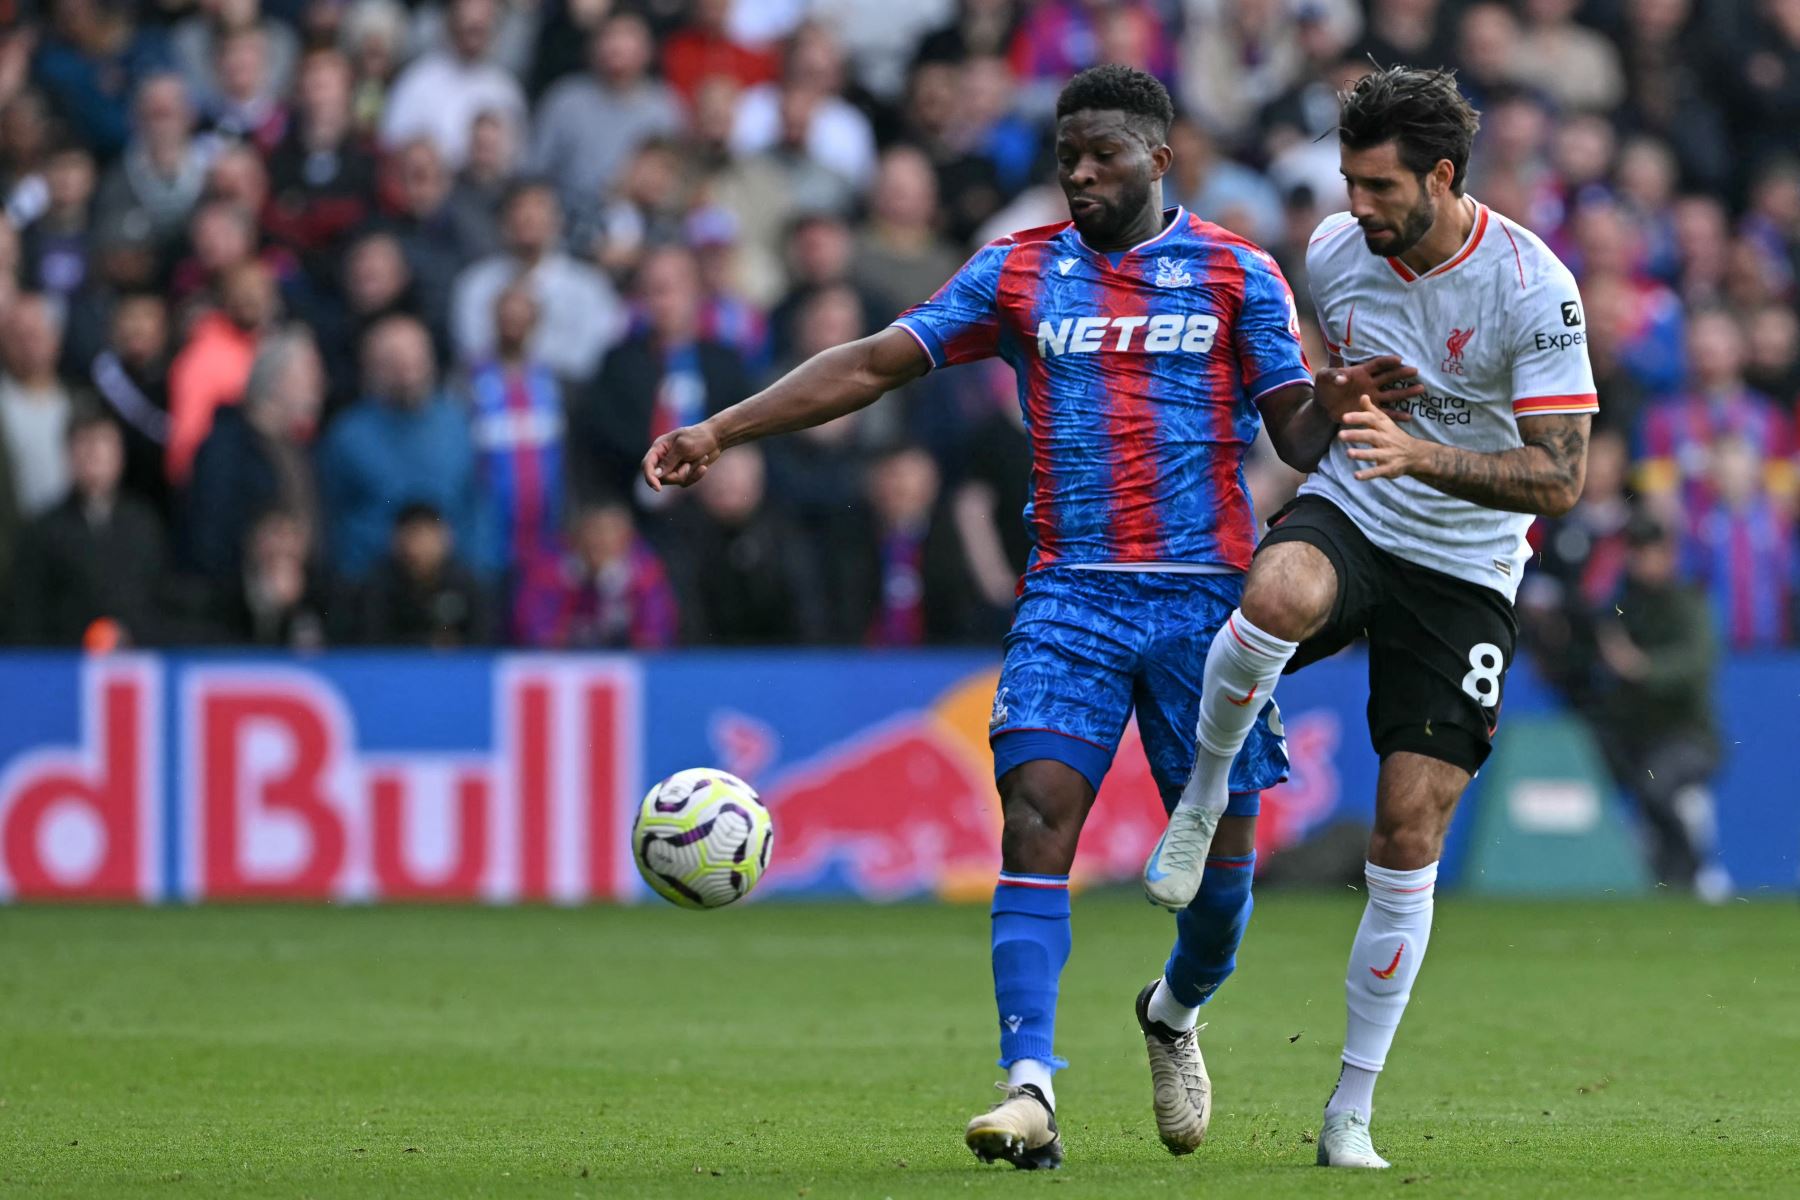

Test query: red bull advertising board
[0,650,1789,902]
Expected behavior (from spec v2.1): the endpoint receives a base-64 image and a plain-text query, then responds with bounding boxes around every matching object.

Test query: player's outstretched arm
[1339,399,1590,516]
[643,327,930,490]
[1258,356,1423,472]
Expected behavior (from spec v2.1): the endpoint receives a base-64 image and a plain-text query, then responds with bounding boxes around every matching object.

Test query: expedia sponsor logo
[1036,313,1219,356]
[1385,391,1473,425]
[1561,300,1583,327]
[1533,330,1587,351]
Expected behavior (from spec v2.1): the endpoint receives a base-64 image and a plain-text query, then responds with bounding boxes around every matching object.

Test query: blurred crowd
[0,0,1795,656]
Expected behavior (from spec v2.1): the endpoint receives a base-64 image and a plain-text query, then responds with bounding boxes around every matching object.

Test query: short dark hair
[1055,64,1174,146]
[394,500,445,529]
[1338,66,1482,195]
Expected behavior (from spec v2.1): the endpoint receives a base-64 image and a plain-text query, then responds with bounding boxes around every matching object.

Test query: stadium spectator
[204,507,336,648]
[183,326,323,577]
[85,290,172,519]
[388,137,496,346]
[1165,115,1283,248]
[452,108,519,231]
[661,0,780,104]
[731,22,877,192]
[9,410,165,646]
[687,206,771,377]
[169,0,300,115]
[201,25,288,154]
[377,0,525,170]
[1636,308,1793,513]
[1744,304,1800,405]
[166,257,276,485]
[0,0,1794,657]
[767,211,881,361]
[318,315,484,580]
[1008,0,1173,114]
[852,145,962,321]
[1514,0,1625,114]
[0,89,54,223]
[952,369,1030,632]
[1682,432,1797,650]
[844,443,977,646]
[913,0,1020,66]
[315,227,426,414]
[1178,0,1314,145]
[512,500,678,649]
[1730,0,1800,178]
[468,280,563,578]
[357,501,495,647]
[527,11,683,215]
[569,244,749,504]
[707,79,861,285]
[168,198,261,308]
[29,0,172,161]
[0,293,74,519]
[91,73,209,252]
[262,49,377,275]
[1352,0,1457,73]
[762,285,873,590]
[1613,0,1732,196]
[341,0,407,136]
[579,138,692,281]
[1450,2,1524,109]
[450,178,623,382]
[1519,429,1634,707]
[58,204,157,369]
[18,140,96,301]
[663,443,826,645]
[1590,511,1729,898]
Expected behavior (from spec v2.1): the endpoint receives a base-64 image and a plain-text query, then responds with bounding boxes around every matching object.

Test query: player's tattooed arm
[1257,356,1424,472]
[1339,400,1591,515]
[644,327,930,489]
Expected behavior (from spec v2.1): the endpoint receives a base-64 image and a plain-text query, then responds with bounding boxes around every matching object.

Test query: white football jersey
[1301,202,1597,601]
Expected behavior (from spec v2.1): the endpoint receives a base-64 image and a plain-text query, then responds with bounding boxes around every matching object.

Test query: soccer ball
[632,768,774,909]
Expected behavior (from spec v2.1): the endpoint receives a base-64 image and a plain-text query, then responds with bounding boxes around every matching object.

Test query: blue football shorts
[989,567,1288,816]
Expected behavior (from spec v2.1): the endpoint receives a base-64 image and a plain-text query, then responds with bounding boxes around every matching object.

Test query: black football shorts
[1259,494,1519,773]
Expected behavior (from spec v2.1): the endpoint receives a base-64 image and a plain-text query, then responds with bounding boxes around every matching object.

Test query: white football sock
[1147,976,1200,1032]
[1007,1058,1055,1110]
[1178,610,1297,818]
[1327,860,1438,1120]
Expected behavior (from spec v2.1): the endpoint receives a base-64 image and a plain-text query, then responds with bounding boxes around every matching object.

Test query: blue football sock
[991,872,1072,1071]
[1164,852,1255,1008]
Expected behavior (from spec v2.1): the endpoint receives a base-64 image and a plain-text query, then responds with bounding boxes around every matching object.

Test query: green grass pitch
[2,894,1797,1198]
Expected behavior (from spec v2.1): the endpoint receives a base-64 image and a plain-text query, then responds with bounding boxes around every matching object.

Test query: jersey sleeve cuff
[1249,373,1315,403]
[889,318,943,370]
[1512,393,1599,417]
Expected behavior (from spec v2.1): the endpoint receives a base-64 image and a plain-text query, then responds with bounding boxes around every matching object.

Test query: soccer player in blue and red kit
[643,65,1421,1168]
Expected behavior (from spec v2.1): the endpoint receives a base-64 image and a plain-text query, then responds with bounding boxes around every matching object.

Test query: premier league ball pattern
[633,769,775,909]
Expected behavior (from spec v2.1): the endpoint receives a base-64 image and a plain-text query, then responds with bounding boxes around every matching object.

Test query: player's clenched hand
[1315,356,1423,423]
[1339,394,1427,481]
[642,422,723,491]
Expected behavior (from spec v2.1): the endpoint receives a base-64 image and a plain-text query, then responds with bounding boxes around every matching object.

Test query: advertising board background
[0,650,1790,902]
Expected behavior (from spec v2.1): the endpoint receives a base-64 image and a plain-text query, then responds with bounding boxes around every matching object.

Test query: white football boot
[1134,980,1211,1153]
[1141,802,1220,911]
[964,1083,1064,1170]
[1316,1110,1390,1169]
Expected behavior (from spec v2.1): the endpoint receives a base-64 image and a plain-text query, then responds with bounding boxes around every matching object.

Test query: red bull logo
[761,713,998,900]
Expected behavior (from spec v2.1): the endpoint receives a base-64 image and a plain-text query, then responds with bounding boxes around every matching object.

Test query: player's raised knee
[1241,541,1338,642]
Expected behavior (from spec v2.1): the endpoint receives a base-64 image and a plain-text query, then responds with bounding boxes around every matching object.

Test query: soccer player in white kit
[1137,66,1597,1168]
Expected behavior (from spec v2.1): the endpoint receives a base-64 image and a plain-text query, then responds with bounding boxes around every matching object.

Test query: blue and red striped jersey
[892,207,1309,572]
